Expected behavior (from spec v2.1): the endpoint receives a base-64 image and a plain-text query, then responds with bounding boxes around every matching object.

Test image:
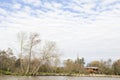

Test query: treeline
[0,32,60,75]
[64,58,120,75]
[0,32,120,75]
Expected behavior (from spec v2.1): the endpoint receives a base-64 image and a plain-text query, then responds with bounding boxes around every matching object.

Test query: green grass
[0,70,12,75]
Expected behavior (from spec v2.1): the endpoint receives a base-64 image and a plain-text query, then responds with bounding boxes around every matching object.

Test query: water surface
[0,76,120,80]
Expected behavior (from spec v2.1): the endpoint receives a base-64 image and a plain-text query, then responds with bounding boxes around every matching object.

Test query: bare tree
[32,41,60,75]
[18,32,26,73]
[25,33,41,75]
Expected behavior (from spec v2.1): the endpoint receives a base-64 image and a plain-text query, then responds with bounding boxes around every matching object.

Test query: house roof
[85,67,98,69]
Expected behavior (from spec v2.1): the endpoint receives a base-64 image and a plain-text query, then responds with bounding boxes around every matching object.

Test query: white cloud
[0,8,7,15]
[0,0,120,61]
[12,3,21,9]
[101,0,118,5]
[22,0,41,6]
[51,2,63,8]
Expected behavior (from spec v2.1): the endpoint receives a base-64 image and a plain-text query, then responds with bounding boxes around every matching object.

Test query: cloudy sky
[0,0,120,62]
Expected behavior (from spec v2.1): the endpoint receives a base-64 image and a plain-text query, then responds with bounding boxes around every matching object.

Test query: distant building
[85,67,98,74]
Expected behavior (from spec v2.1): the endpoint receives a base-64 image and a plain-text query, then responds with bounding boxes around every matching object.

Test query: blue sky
[0,0,120,62]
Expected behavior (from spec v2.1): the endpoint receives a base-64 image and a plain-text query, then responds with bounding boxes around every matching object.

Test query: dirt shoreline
[30,73,120,78]
[1,73,120,78]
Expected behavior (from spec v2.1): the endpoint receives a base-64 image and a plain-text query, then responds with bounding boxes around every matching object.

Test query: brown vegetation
[0,32,120,76]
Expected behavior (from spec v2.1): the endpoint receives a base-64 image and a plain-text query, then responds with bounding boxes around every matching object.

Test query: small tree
[112,59,120,75]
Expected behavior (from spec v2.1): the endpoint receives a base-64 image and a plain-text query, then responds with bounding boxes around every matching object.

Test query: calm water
[0,76,120,80]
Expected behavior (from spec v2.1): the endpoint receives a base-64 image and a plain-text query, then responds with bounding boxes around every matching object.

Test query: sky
[0,0,120,62]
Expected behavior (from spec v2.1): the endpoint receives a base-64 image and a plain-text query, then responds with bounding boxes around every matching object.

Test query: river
[0,76,120,80]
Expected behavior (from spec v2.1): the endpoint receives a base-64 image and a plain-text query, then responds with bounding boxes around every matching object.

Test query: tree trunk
[25,45,32,75]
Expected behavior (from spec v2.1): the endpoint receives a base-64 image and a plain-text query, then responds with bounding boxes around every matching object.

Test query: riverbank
[38,73,120,78]
[69,74,120,78]
[1,75,120,80]
[1,71,120,78]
